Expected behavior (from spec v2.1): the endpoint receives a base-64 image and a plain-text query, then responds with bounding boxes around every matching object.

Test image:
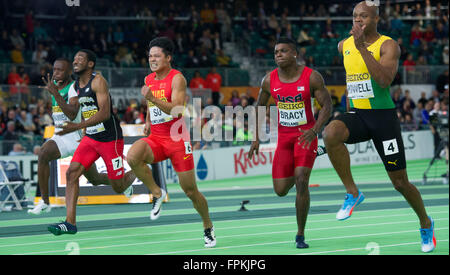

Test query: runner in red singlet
[249,37,332,249]
[126,37,216,248]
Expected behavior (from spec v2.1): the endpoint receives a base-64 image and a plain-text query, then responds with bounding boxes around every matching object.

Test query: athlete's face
[352,2,379,33]
[73,52,92,75]
[52,60,71,83]
[148,47,171,72]
[274,43,297,68]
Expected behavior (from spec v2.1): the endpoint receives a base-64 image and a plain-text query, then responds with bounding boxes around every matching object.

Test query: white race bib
[277,101,307,127]
[347,80,375,99]
[148,101,173,125]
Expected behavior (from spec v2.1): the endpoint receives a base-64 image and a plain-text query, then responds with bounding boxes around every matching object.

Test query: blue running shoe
[336,191,365,220]
[48,221,77,236]
[420,216,436,253]
[295,235,309,249]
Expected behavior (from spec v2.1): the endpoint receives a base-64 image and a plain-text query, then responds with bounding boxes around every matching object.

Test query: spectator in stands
[422,24,436,44]
[230,90,241,107]
[185,49,201,68]
[189,71,207,89]
[401,113,417,131]
[17,109,35,134]
[113,25,125,44]
[216,49,231,67]
[199,29,213,52]
[9,29,25,51]
[410,23,423,46]
[413,101,424,128]
[37,105,52,128]
[434,22,448,44]
[200,2,215,25]
[8,142,26,156]
[267,14,279,33]
[323,18,337,39]
[418,91,429,107]
[31,43,48,65]
[435,70,449,94]
[211,32,222,52]
[1,30,12,51]
[297,28,315,47]
[33,145,41,155]
[443,46,449,65]
[429,89,442,103]
[2,121,19,154]
[206,67,222,106]
[10,45,24,64]
[199,47,214,67]
[33,20,49,43]
[392,88,403,110]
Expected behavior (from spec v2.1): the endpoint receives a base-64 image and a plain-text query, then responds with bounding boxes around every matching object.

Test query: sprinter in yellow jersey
[322,1,436,253]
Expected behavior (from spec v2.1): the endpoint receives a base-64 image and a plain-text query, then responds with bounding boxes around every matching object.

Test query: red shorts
[272,131,318,179]
[72,136,125,180]
[141,134,194,172]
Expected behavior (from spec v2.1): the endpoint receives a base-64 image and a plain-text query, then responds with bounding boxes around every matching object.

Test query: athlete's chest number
[153,108,162,117]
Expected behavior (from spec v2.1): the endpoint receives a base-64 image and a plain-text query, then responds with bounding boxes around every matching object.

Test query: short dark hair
[78,49,97,69]
[54,57,72,65]
[275,37,298,54]
[148,37,175,57]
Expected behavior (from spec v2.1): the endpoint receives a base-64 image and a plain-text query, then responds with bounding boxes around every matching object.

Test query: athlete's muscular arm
[57,75,111,135]
[141,74,186,118]
[352,25,400,89]
[144,104,151,136]
[42,73,79,120]
[248,73,271,159]
[298,70,332,149]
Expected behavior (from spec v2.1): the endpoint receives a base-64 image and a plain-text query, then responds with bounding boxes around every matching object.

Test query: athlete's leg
[65,161,85,225]
[322,120,358,197]
[37,140,61,205]
[82,163,110,186]
[273,177,295,197]
[177,169,213,229]
[108,170,136,193]
[388,169,431,228]
[294,166,312,237]
[127,139,161,197]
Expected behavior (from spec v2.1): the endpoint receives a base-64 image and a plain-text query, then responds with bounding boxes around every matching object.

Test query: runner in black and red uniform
[249,37,332,249]
[47,49,136,236]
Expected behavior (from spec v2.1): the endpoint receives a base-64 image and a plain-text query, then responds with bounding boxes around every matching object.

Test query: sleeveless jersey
[73,72,123,142]
[51,80,81,130]
[270,66,315,133]
[144,69,187,138]
[343,35,395,109]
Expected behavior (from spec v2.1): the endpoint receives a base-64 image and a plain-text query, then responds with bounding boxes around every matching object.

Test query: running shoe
[336,190,365,220]
[123,184,134,198]
[48,221,77,235]
[295,235,309,249]
[204,227,216,248]
[28,200,51,215]
[420,216,436,253]
[316,145,327,157]
[150,188,166,220]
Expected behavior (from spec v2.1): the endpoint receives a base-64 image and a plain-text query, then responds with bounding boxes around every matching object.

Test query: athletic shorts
[71,136,125,180]
[272,130,318,179]
[141,134,194,172]
[333,108,406,171]
[51,130,82,158]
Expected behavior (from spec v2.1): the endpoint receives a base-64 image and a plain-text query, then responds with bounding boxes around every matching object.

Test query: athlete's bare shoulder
[91,72,109,93]
[338,37,350,55]
[260,72,271,95]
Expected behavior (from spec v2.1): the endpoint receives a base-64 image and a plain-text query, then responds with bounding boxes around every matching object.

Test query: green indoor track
[0,158,448,255]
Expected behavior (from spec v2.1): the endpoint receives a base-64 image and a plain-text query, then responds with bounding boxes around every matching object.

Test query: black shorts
[333,108,406,171]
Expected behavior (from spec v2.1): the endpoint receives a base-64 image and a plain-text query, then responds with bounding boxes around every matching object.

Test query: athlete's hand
[350,23,366,50]
[298,128,317,150]
[248,140,260,160]
[41,73,59,96]
[57,121,80,136]
[141,85,155,102]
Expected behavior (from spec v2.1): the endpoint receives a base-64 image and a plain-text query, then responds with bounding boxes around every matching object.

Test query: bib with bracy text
[277,101,308,127]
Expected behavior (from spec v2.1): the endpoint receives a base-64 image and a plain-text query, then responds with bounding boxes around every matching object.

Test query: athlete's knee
[323,122,346,145]
[295,177,309,194]
[126,152,142,169]
[66,164,83,185]
[391,177,410,193]
[274,185,289,197]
